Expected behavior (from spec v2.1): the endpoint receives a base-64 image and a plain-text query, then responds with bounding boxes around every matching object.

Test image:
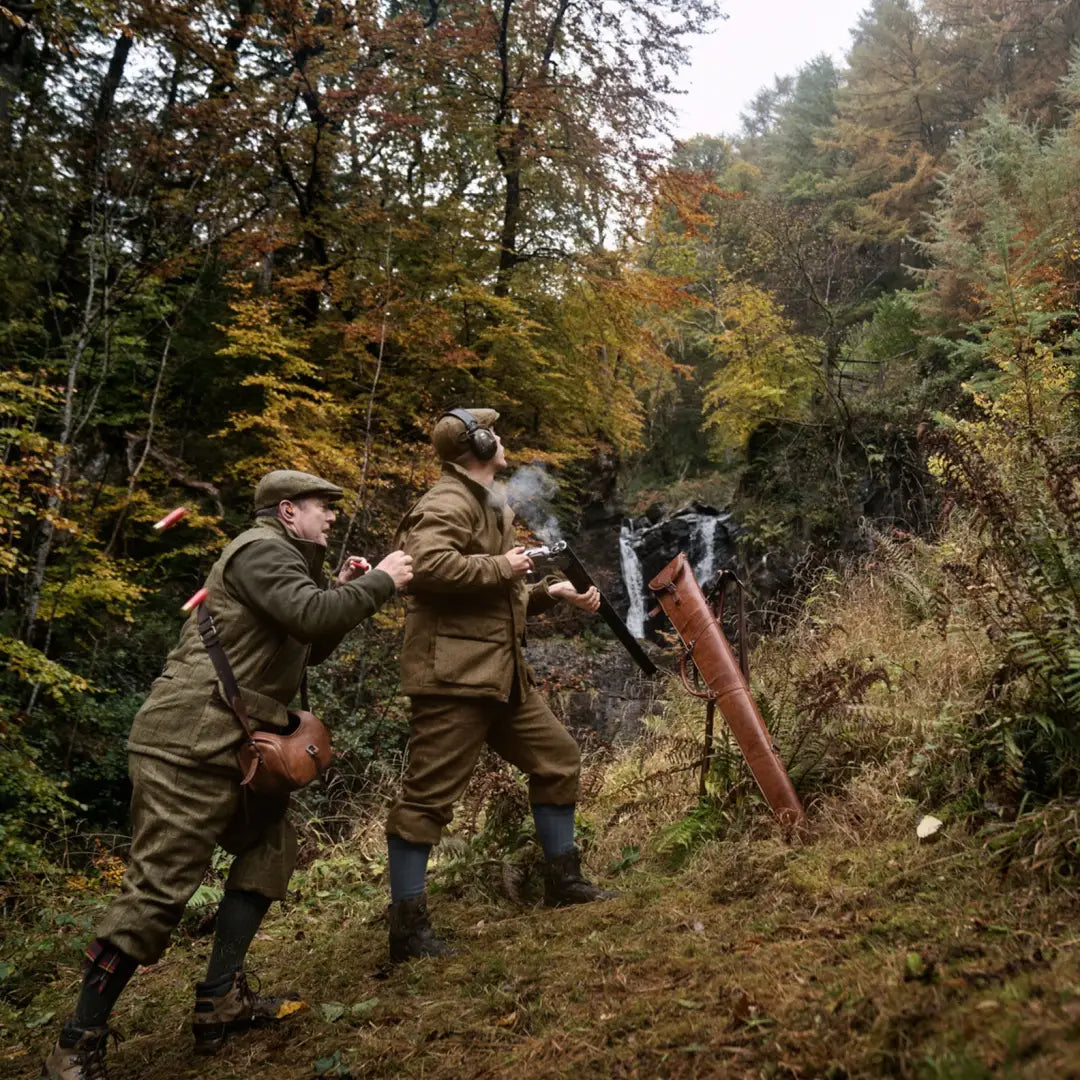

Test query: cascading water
[617,506,735,639]
[693,513,724,585]
[618,522,647,639]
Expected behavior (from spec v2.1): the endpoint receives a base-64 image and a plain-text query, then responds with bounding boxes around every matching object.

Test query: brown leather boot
[543,847,620,907]
[41,1024,120,1079]
[388,894,455,963]
[192,970,305,1054]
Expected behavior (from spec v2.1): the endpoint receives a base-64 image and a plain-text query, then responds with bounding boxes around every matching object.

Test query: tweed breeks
[94,752,297,965]
[386,689,581,846]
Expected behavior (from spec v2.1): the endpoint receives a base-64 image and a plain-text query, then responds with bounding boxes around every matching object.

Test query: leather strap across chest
[197,602,309,784]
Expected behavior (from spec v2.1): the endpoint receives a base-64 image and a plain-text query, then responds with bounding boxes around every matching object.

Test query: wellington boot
[41,1024,121,1079]
[192,969,305,1054]
[388,894,455,963]
[543,847,620,907]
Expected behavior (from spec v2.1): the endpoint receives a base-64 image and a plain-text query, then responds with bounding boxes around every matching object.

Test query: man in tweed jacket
[384,409,617,964]
[43,470,411,1079]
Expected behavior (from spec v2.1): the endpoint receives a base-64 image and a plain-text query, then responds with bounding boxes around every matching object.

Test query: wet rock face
[520,500,741,740]
[552,500,740,642]
[524,635,662,742]
[563,505,626,600]
[521,484,740,643]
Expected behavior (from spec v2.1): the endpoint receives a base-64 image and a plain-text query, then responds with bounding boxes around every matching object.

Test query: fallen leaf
[275,999,308,1020]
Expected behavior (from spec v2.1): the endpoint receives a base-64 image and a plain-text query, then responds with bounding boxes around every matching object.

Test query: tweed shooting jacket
[396,462,559,703]
[127,517,395,769]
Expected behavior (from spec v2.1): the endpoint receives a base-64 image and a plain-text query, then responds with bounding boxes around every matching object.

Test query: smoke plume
[500,464,563,543]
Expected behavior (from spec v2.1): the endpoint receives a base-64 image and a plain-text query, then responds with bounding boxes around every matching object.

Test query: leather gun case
[648,553,804,824]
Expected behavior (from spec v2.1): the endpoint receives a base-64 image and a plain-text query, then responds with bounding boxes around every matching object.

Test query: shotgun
[525,541,658,676]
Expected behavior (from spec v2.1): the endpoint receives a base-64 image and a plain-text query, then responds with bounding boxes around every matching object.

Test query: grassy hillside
[3,768,1078,1079]
[4,545,1080,1079]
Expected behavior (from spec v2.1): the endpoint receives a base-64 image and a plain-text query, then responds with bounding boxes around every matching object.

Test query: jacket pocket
[213,680,290,729]
[432,634,508,688]
[435,613,508,642]
[432,614,510,689]
[239,684,290,729]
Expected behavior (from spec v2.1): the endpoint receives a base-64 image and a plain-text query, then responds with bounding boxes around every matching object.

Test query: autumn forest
[4,0,1080,1074]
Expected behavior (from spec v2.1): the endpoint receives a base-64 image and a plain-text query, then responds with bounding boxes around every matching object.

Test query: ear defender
[443,408,498,461]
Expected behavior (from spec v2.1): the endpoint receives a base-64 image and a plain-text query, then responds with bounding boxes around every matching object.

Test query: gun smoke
[500,464,563,544]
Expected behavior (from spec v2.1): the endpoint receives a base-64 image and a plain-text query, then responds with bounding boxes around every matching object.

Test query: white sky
[672,0,871,139]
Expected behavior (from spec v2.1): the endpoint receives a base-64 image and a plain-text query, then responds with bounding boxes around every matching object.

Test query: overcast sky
[672,0,871,140]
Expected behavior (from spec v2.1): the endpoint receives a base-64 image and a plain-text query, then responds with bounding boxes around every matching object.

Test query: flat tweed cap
[432,408,500,462]
[254,469,344,510]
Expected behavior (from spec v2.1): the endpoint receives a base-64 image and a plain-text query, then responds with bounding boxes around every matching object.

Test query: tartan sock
[204,889,272,983]
[387,834,430,902]
[71,939,138,1029]
[531,803,577,859]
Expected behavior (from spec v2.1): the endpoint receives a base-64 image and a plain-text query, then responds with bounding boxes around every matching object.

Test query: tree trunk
[0,2,36,145]
[54,31,133,311]
[20,260,101,642]
[492,0,569,298]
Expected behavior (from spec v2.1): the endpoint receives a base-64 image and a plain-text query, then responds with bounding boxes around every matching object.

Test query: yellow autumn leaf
[274,999,308,1020]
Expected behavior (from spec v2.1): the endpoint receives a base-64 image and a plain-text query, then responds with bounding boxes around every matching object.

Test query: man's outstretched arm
[225,542,407,647]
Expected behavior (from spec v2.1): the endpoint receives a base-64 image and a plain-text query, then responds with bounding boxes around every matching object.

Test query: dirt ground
[5,789,1079,1080]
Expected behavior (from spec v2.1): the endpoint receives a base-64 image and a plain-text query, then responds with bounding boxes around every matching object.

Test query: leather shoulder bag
[197,603,332,797]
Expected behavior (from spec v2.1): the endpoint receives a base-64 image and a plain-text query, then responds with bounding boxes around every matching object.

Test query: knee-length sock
[69,940,138,1033]
[531,803,576,859]
[204,889,272,984]
[387,834,431,902]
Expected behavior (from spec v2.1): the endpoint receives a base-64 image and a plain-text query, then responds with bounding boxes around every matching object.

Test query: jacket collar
[252,515,328,576]
[441,461,506,511]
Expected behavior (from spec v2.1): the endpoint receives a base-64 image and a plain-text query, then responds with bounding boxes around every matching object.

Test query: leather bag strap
[678,641,716,700]
[712,569,750,683]
[196,603,262,783]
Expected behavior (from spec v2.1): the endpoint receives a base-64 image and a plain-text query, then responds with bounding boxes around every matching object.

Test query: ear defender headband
[442,408,498,461]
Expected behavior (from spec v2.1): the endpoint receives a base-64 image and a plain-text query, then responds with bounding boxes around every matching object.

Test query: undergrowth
[5,493,1080,1074]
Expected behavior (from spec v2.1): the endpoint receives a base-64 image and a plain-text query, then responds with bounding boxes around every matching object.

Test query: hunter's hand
[375,550,414,591]
[549,581,601,613]
[337,555,371,584]
[503,546,534,578]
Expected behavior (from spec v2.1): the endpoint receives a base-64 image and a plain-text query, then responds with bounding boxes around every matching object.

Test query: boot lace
[77,1028,123,1080]
[233,970,265,1015]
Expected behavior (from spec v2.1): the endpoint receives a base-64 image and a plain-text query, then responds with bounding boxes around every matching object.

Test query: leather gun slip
[648,553,804,825]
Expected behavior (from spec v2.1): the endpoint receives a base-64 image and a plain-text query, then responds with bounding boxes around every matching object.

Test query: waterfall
[694,513,724,586]
[618,522,646,639]
[616,507,733,640]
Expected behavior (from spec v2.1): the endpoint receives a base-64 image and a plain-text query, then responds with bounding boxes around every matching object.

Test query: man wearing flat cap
[43,470,413,1080]
[384,408,616,963]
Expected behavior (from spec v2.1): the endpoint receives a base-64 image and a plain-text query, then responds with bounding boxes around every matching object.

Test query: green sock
[204,889,272,983]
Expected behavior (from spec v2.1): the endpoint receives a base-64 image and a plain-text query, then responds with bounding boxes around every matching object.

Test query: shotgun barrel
[527,542,657,676]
